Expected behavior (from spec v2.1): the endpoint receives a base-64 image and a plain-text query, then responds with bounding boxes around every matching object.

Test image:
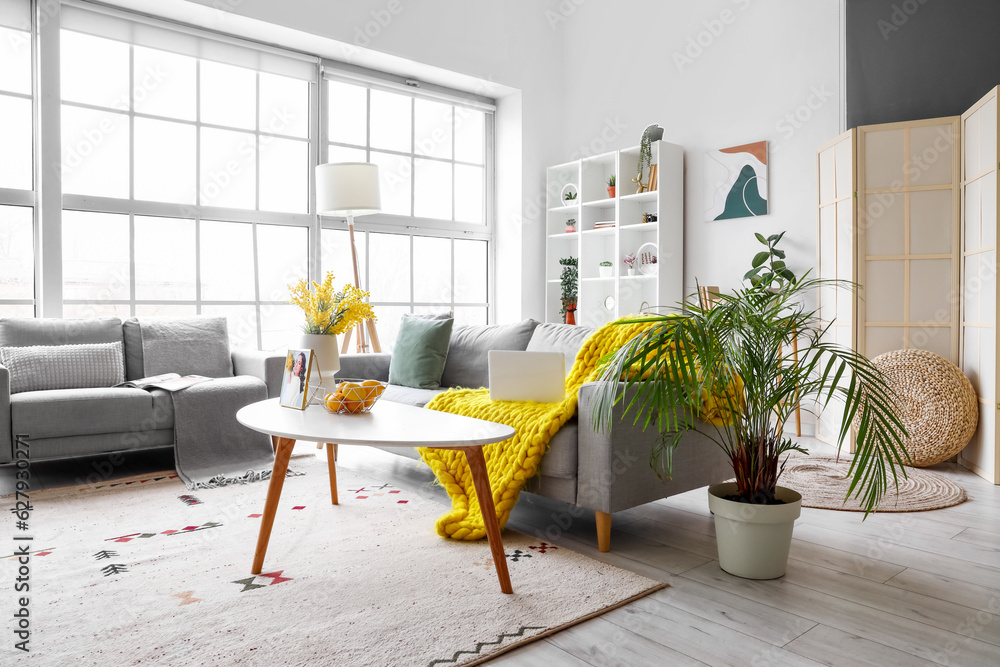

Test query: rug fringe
[187,467,303,491]
[454,581,671,667]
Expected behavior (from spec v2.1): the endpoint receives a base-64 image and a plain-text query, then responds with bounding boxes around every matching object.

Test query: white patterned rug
[3,455,664,666]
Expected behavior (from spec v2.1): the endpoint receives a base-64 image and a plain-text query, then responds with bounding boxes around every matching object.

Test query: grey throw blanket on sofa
[166,376,276,490]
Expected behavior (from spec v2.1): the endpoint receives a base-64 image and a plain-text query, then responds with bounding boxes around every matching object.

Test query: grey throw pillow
[526,323,595,376]
[0,341,125,393]
[439,319,540,389]
[388,315,454,389]
[131,317,234,378]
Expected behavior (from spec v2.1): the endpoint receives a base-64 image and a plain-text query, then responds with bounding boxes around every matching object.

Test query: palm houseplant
[591,235,910,579]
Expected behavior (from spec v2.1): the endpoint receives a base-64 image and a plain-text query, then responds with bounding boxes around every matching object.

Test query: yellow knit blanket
[418,318,656,541]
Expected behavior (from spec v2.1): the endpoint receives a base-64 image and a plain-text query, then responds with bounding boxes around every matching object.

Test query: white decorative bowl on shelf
[637,242,658,275]
[560,183,578,204]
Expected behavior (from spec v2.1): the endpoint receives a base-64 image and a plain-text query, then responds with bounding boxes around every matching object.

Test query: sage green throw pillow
[388,315,454,389]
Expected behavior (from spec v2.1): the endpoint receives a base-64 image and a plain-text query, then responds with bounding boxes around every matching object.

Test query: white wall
[561,0,843,296]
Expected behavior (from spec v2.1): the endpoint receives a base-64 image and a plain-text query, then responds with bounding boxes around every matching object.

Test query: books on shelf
[593,221,616,230]
[116,373,212,392]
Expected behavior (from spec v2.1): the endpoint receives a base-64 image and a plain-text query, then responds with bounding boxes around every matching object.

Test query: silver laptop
[488,350,566,403]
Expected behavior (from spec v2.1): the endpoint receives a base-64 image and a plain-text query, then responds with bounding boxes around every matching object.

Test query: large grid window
[322,71,493,349]
[58,6,316,348]
[0,0,35,317]
[327,78,488,224]
[6,3,496,349]
[320,230,489,348]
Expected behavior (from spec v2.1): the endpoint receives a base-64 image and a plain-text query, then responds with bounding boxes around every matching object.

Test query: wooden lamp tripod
[315,162,382,353]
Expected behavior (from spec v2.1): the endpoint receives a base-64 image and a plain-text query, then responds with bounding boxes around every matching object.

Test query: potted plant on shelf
[623,252,637,276]
[565,218,577,234]
[607,174,616,199]
[287,272,376,377]
[559,257,578,325]
[634,124,663,194]
[591,232,910,580]
[599,261,613,278]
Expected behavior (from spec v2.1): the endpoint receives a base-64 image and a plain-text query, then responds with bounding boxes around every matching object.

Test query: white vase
[707,482,802,580]
[295,333,340,381]
[599,266,613,278]
[627,268,635,277]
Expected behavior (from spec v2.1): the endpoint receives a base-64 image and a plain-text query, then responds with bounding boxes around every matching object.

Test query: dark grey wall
[847,0,1000,127]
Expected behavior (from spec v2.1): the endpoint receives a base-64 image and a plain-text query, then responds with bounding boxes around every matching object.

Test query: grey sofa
[0,317,285,465]
[337,318,732,552]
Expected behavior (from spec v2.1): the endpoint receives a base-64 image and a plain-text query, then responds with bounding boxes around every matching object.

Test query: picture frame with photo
[279,349,315,410]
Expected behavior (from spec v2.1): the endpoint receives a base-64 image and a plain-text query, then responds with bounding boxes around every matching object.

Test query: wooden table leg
[325,443,339,505]
[465,446,513,594]
[251,437,295,574]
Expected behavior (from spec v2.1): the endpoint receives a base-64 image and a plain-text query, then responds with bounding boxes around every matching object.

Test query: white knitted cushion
[0,342,125,393]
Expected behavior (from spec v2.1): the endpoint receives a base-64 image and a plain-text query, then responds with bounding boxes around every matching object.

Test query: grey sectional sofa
[0,317,285,465]
[337,318,732,552]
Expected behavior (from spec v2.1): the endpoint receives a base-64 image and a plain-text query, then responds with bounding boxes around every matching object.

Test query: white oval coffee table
[237,398,517,593]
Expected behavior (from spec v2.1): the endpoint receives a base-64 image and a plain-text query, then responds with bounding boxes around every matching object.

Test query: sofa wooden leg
[595,511,612,552]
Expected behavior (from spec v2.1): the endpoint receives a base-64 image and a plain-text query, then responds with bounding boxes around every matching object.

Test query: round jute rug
[780,456,967,512]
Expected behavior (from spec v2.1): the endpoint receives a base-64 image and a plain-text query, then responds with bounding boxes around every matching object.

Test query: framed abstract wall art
[705,140,768,220]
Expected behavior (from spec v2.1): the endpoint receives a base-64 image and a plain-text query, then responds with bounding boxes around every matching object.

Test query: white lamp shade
[315,162,382,217]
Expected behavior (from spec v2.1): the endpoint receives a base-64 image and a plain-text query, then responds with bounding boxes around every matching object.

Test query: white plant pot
[295,333,340,380]
[627,268,636,277]
[599,266,613,278]
[707,482,802,580]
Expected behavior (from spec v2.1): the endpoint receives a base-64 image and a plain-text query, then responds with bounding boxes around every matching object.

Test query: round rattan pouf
[864,349,978,467]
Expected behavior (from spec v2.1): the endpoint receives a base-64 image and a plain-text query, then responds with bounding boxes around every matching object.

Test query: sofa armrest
[231,349,287,399]
[337,353,391,382]
[575,381,733,514]
[0,365,10,463]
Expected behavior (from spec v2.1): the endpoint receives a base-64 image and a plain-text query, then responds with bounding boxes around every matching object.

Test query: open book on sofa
[116,373,211,392]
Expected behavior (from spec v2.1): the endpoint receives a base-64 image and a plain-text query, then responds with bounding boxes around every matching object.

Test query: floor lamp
[315,162,382,354]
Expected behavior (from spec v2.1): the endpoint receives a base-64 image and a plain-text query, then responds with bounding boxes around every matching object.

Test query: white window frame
[51,2,321,348]
[23,1,498,345]
[0,0,36,316]
[319,63,496,327]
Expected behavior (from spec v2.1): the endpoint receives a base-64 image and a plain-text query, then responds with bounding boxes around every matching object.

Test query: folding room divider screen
[818,97,1000,485]
[815,129,857,448]
[815,118,962,452]
[960,87,1000,483]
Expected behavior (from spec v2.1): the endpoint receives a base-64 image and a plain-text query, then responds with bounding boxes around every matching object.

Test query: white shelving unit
[544,141,684,327]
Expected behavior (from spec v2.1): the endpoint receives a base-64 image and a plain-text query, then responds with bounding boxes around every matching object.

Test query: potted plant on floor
[559,257,578,325]
[590,233,910,579]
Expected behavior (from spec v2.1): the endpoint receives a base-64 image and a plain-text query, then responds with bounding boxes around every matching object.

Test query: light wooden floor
[335,439,1000,667]
[3,438,998,666]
